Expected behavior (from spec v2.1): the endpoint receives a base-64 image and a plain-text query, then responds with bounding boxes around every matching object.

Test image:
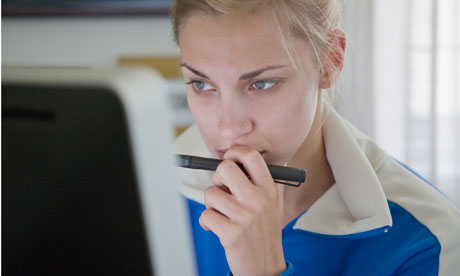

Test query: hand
[199,146,286,276]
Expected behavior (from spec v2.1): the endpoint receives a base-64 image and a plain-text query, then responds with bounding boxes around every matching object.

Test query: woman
[172,0,460,275]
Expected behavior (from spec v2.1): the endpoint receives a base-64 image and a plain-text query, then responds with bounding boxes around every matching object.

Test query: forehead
[178,13,290,68]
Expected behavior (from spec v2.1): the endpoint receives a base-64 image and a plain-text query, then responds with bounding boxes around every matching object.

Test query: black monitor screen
[2,85,153,275]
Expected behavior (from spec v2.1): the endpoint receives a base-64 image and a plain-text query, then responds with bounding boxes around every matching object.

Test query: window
[407,0,460,204]
[341,0,460,205]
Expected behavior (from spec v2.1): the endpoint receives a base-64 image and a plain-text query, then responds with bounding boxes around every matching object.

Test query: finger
[204,186,245,219]
[199,208,235,239]
[211,172,232,195]
[223,146,274,191]
[213,159,256,199]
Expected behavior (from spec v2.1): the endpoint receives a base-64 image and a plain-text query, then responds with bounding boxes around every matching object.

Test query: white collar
[292,104,392,236]
[174,103,393,237]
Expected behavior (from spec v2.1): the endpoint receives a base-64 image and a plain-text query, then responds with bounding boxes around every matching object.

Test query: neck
[283,101,335,226]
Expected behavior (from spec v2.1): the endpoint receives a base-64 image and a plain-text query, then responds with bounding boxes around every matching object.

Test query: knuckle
[199,209,209,223]
[243,149,260,163]
[204,186,218,201]
[211,171,221,185]
[212,167,218,178]
[218,159,235,172]
[203,189,215,207]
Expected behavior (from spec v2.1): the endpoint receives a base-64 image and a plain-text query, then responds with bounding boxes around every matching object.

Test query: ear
[319,29,346,89]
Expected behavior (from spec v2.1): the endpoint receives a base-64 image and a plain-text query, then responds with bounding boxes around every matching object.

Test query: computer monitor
[2,66,196,275]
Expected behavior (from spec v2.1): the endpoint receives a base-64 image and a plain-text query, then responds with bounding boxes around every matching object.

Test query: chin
[262,154,279,166]
[265,154,290,166]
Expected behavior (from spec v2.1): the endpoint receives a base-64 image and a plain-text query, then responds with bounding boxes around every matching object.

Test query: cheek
[288,88,318,139]
[187,92,220,146]
[262,87,318,161]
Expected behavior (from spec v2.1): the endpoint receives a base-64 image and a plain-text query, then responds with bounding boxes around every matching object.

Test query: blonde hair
[170,0,342,80]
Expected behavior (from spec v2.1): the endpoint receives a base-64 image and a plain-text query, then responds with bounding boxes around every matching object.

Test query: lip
[217,149,228,159]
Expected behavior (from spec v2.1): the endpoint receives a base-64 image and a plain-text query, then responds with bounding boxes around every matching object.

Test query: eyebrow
[239,65,287,80]
[180,63,287,81]
[180,63,210,79]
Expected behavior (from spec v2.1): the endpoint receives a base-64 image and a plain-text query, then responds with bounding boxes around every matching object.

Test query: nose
[218,99,253,140]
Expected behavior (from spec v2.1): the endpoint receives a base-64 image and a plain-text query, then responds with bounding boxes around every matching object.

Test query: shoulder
[344,119,460,275]
[378,158,460,274]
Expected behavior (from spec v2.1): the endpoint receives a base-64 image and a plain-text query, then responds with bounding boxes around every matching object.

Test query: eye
[186,80,215,92]
[249,80,277,91]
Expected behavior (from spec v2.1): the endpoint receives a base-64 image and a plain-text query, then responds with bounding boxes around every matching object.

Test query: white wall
[340,0,409,160]
[339,0,376,138]
[2,16,179,67]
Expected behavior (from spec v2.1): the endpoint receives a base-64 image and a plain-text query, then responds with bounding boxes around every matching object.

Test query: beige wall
[2,17,179,67]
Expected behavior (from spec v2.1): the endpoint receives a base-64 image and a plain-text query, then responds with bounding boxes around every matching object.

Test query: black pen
[176,154,306,187]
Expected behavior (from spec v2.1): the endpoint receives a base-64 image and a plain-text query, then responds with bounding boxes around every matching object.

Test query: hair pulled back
[170,0,342,76]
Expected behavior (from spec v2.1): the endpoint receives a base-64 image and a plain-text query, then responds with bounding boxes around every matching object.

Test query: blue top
[187,198,440,275]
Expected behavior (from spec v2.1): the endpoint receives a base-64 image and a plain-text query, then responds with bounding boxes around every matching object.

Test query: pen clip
[274,179,302,187]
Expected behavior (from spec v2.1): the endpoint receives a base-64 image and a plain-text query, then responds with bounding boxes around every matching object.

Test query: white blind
[406,0,460,205]
[341,0,460,206]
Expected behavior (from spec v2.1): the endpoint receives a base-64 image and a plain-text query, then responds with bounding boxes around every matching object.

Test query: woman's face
[178,12,322,166]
